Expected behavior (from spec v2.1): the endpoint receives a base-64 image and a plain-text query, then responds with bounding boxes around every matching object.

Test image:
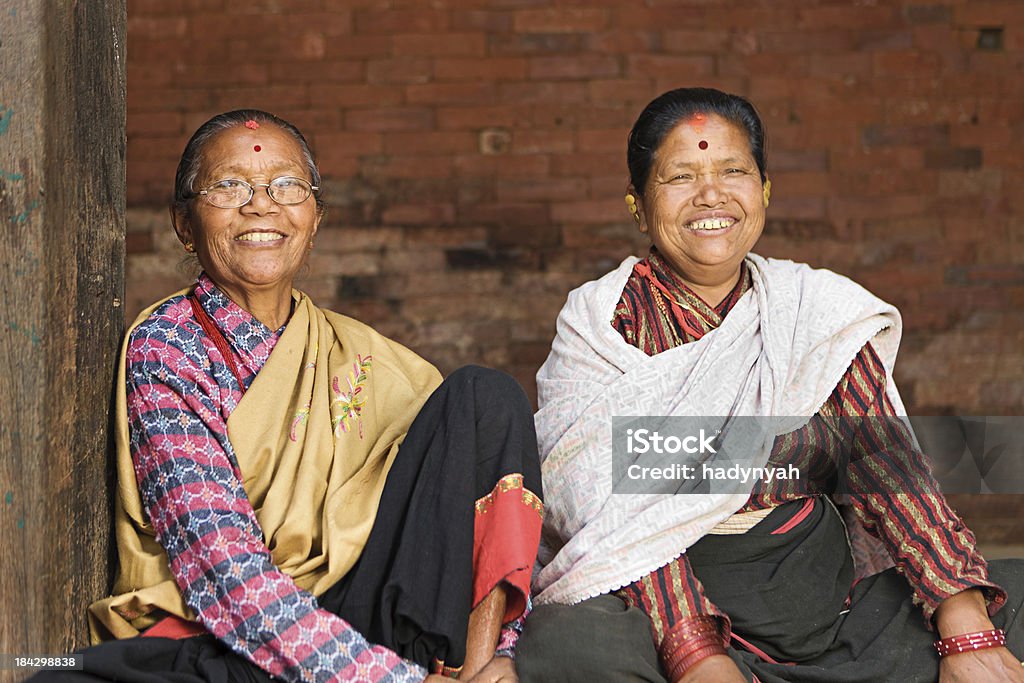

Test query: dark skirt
[517,497,1024,683]
[33,366,542,682]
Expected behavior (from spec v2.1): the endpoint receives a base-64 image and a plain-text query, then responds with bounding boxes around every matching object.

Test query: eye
[210,179,247,190]
[669,173,694,183]
[271,177,303,188]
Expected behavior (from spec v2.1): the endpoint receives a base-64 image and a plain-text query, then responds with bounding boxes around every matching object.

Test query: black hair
[172,109,324,215]
[627,87,767,197]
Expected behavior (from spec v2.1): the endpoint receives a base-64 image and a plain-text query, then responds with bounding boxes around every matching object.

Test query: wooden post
[0,0,125,676]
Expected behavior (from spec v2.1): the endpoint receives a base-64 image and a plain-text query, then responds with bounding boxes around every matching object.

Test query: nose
[693,174,727,207]
[241,184,278,214]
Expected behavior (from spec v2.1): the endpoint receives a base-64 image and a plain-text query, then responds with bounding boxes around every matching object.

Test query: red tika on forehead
[253,145,261,152]
[244,119,260,130]
[698,140,709,150]
[687,112,707,133]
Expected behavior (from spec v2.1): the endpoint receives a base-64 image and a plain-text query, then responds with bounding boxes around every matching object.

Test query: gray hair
[172,109,325,215]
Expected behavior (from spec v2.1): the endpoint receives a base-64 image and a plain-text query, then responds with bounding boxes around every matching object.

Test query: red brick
[354,9,450,34]
[435,105,523,130]
[325,34,394,59]
[796,5,899,30]
[434,57,528,81]
[528,54,621,80]
[128,135,185,162]
[585,29,658,55]
[313,131,384,161]
[498,81,588,103]
[586,79,657,107]
[382,132,477,156]
[759,30,859,54]
[363,58,429,85]
[450,10,515,33]
[510,130,574,155]
[128,16,188,38]
[872,50,945,78]
[404,227,488,247]
[345,108,434,132]
[406,82,498,105]
[184,64,269,89]
[497,178,588,202]
[954,1,1024,26]
[127,111,185,136]
[361,155,454,180]
[392,33,487,56]
[512,8,610,33]
[381,204,456,226]
[660,29,734,54]
[454,154,550,178]
[204,84,307,110]
[274,61,363,85]
[551,152,622,177]
[626,54,714,79]
[488,33,585,55]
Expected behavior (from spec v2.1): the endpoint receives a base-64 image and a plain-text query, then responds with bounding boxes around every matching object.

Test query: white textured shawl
[533,253,906,605]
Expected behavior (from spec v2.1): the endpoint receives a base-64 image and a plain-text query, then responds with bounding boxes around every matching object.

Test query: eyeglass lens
[204,177,312,208]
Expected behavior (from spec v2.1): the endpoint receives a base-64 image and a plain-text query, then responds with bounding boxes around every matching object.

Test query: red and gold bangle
[934,628,1006,657]
[661,616,728,681]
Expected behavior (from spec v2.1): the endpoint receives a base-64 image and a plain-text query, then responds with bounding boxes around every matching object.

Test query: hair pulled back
[627,87,767,197]
[172,109,325,215]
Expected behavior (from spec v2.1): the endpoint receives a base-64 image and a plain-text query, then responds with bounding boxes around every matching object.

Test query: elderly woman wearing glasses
[39,110,542,683]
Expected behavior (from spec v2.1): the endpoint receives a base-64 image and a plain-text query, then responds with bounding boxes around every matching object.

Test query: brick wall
[126,0,1024,419]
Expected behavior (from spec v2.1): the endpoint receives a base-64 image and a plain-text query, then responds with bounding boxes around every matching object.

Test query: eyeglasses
[197,176,319,209]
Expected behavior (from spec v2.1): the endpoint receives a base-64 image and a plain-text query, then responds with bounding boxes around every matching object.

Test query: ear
[169,204,194,248]
[626,184,648,234]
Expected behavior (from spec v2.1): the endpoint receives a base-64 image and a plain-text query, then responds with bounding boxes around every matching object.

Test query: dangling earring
[184,241,195,253]
[763,179,772,208]
[625,193,641,224]
[308,238,314,249]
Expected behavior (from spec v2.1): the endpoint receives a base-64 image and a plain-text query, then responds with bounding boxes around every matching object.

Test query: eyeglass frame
[193,176,320,209]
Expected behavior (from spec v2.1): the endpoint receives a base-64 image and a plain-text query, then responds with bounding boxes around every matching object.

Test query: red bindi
[699,140,708,150]
[253,145,261,152]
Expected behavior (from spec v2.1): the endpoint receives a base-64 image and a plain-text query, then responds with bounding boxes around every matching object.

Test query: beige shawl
[89,290,441,642]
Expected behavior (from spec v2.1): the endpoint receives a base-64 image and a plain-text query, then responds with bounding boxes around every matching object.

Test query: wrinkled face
[172,124,321,299]
[636,113,766,289]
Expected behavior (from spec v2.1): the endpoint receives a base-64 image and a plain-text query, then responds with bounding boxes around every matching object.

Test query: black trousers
[34,366,541,682]
[517,498,1024,683]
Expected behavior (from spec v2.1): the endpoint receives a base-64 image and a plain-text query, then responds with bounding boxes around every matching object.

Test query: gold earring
[763,179,772,208]
[625,193,641,223]
[184,241,195,253]
[308,239,314,249]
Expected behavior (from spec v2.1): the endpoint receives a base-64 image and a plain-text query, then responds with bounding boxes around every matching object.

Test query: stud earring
[184,241,195,253]
[763,179,772,208]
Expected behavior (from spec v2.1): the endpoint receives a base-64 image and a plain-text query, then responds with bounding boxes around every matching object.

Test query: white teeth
[686,218,734,231]
[236,232,283,243]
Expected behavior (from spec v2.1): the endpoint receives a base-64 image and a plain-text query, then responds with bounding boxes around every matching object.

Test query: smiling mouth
[684,218,736,231]
[236,232,285,243]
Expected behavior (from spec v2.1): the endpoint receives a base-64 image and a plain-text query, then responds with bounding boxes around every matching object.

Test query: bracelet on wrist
[934,628,1006,657]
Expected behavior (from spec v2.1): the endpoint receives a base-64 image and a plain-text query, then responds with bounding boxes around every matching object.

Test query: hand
[464,656,518,682]
[939,647,1024,683]
[424,676,452,682]
[679,654,746,683]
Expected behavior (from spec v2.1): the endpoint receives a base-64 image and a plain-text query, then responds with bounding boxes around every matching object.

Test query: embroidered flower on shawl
[331,354,373,438]
[289,402,311,442]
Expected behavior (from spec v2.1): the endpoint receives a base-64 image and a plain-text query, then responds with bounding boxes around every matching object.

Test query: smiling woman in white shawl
[514,88,1024,683]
